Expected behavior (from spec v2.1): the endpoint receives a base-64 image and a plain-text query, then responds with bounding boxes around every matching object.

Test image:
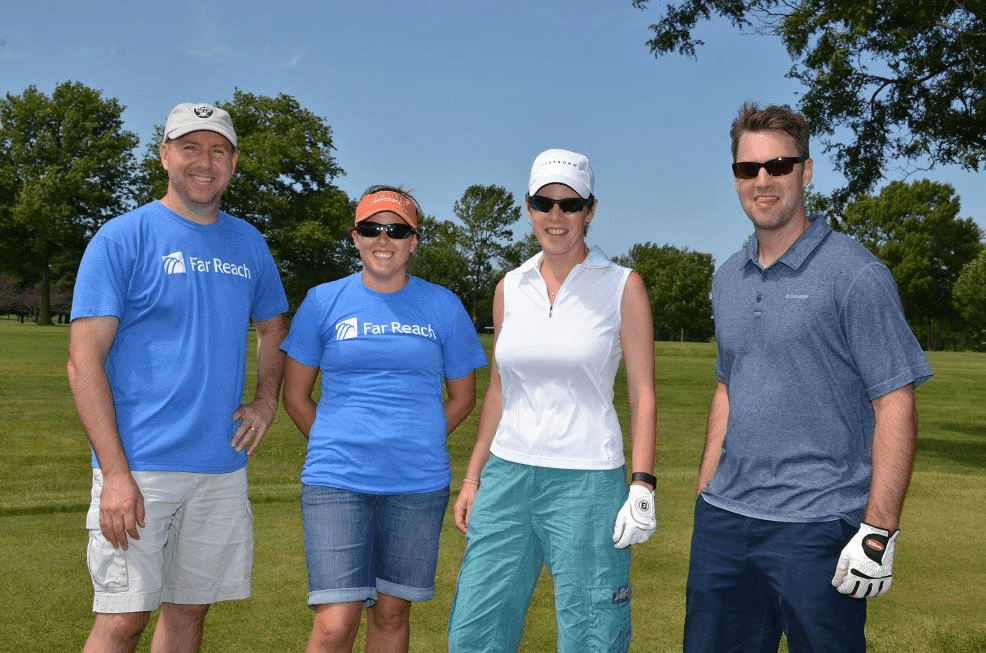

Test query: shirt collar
[745,214,831,271]
[518,245,612,276]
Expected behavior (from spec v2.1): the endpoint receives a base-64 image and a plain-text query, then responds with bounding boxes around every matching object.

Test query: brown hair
[730,103,810,160]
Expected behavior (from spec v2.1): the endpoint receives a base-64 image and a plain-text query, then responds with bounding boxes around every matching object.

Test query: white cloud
[283,46,307,69]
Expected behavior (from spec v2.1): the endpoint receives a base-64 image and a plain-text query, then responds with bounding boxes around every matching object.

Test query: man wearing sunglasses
[683,103,933,653]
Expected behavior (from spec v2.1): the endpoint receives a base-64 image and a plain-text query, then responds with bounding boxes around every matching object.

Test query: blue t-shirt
[71,201,289,473]
[704,215,933,524]
[281,273,487,494]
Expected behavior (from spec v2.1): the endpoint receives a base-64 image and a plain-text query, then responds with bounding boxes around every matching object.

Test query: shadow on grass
[917,435,986,470]
[0,494,300,518]
[0,503,88,517]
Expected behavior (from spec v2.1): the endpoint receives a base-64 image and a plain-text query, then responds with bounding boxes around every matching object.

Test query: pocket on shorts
[243,496,254,553]
[87,528,129,593]
[225,496,254,579]
[85,494,130,593]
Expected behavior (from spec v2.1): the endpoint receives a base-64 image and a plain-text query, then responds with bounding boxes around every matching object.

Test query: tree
[953,250,986,350]
[408,215,472,302]
[839,179,984,349]
[134,90,351,310]
[500,232,543,271]
[452,185,523,326]
[618,243,714,342]
[273,188,358,310]
[0,82,138,324]
[804,189,839,225]
[633,0,986,205]
[0,275,27,319]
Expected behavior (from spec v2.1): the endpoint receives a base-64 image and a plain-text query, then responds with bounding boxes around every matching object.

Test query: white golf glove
[612,485,656,549]
[832,523,899,598]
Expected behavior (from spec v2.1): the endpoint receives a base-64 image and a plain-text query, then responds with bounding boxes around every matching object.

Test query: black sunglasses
[528,194,594,214]
[354,221,416,239]
[732,156,806,180]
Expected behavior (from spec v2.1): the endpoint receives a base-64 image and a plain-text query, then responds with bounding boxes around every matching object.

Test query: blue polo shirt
[703,215,933,524]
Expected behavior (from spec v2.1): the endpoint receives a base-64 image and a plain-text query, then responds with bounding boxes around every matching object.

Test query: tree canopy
[408,215,472,302]
[633,0,986,205]
[954,250,986,350]
[839,178,984,349]
[618,243,714,342]
[452,184,522,326]
[0,81,138,324]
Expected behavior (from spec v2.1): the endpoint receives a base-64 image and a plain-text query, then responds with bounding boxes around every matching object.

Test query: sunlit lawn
[1,318,984,652]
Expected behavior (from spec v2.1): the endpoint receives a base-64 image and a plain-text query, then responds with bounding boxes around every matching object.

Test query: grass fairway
[1,318,984,652]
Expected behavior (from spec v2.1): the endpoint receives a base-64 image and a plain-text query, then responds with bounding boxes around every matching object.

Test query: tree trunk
[38,258,53,326]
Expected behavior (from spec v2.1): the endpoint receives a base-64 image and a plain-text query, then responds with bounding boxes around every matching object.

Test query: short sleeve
[840,262,933,399]
[279,289,325,368]
[440,294,487,380]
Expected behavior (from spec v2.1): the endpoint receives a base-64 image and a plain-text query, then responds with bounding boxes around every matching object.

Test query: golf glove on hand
[612,485,656,549]
[832,522,899,598]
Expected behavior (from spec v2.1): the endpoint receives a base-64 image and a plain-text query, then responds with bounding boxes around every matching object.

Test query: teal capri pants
[448,455,631,652]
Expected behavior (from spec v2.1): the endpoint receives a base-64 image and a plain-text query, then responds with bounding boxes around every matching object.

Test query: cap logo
[540,158,579,169]
[193,106,214,119]
[354,190,418,229]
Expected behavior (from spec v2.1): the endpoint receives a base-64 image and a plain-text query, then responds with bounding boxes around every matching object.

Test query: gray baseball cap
[163,103,237,148]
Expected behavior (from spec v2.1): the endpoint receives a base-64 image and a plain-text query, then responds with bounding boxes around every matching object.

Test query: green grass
[1,318,984,652]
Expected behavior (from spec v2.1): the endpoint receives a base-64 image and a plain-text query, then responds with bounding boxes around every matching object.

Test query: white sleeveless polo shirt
[489,246,631,470]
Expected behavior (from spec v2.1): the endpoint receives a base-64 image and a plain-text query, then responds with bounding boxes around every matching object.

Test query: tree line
[0,82,717,341]
[1,81,984,349]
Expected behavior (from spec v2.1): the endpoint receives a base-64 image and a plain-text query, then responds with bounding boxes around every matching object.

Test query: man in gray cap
[68,103,288,653]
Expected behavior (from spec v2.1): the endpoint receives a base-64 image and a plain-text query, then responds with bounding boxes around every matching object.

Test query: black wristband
[631,472,657,488]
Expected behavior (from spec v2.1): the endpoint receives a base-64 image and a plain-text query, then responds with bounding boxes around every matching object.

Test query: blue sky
[2,0,982,269]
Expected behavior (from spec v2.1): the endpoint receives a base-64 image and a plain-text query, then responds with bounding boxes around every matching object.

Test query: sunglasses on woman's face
[355,221,416,239]
[528,195,594,214]
[731,156,806,179]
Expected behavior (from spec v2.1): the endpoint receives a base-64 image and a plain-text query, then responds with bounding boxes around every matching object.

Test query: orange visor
[354,190,418,230]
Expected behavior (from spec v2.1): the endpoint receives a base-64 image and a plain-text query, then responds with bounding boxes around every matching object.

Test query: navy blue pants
[684,497,867,653]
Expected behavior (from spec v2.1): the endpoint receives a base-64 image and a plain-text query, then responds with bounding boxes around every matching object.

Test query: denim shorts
[301,483,450,607]
[86,468,253,613]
